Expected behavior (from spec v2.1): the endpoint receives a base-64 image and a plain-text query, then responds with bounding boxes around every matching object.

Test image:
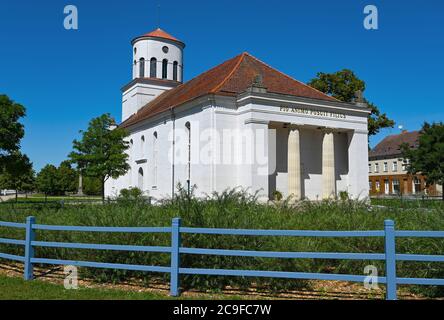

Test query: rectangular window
[376,181,380,192]
[368,164,372,173]
[392,161,398,172]
[375,163,379,173]
[413,177,421,194]
[392,179,400,194]
[383,162,388,172]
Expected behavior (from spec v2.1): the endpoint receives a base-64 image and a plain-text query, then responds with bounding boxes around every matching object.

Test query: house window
[173,61,178,81]
[139,58,145,78]
[392,179,400,194]
[369,181,372,190]
[150,58,157,78]
[392,161,398,172]
[375,163,379,173]
[402,159,409,171]
[413,177,421,194]
[162,59,168,79]
[375,181,380,192]
[383,162,388,172]
[368,164,372,173]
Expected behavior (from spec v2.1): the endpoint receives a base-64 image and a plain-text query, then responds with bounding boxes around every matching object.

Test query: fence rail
[0,217,443,299]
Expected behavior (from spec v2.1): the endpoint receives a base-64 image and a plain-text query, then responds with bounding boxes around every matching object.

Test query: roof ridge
[243,52,339,102]
[210,52,247,93]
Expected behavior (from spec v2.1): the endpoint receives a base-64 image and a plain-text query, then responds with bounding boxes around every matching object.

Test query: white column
[322,130,336,199]
[288,127,302,201]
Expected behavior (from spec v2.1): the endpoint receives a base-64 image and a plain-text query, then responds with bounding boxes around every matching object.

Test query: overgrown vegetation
[0,187,443,297]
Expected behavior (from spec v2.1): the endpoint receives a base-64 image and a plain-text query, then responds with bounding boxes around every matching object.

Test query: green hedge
[1,188,443,296]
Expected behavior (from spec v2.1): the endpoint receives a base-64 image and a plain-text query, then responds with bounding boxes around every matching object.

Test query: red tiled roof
[121,52,338,128]
[139,28,182,43]
[369,131,420,158]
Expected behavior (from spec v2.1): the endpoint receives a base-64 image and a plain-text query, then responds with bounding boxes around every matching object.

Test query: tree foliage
[36,165,59,197]
[308,69,395,136]
[0,152,35,200]
[69,113,129,201]
[0,95,26,169]
[57,160,78,194]
[401,122,444,200]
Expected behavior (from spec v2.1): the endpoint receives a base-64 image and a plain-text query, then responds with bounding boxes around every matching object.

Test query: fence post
[384,219,397,300]
[170,217,181,296]
[24,216,36,281]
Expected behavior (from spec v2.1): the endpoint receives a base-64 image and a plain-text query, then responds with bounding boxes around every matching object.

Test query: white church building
[105,28,370,201]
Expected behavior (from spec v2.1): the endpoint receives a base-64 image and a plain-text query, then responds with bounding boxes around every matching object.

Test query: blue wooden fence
[1,217,444,299]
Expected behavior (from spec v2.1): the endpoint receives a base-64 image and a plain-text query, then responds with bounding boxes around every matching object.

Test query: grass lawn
[0,275,177,300]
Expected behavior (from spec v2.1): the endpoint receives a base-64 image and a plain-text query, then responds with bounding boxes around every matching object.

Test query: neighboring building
[105,28,371,201]
[369,130,442,196]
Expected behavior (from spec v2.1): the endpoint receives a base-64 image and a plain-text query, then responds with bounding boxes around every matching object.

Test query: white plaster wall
[122,83,173,121]
[347,131,370,200]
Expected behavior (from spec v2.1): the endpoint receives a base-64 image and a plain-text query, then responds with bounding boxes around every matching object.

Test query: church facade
[105,28,370,201]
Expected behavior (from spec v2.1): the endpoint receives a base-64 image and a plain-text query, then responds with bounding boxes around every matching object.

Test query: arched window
[141,135,145,157]
[162,59,168,79]
[150,58,157,78]
[129,139,134,161]
[139,58,145,78]
[153,132,158,187]
[173,61,178,81]
[138,167,144,191]
[185,122,191,193]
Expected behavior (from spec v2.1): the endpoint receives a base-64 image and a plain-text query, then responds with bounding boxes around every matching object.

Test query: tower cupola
[131,28,185,82]
[121,28,185,122]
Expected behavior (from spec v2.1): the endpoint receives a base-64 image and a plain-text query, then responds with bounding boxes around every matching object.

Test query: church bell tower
[122,28,185,122]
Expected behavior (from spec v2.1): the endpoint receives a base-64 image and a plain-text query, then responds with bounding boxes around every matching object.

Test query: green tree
[308,69,395,137]
[401,122,444,201]
[69,114,129,202]
[0,152,35,202]
[36,164,59,200]
[83,175,102,196]
[0,95,26,169]
[57,160,78,194]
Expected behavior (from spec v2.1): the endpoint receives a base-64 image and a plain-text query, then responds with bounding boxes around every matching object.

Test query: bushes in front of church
[0,187,443,297]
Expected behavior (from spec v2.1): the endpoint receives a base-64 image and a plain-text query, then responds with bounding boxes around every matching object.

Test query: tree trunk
[15,190,18,203]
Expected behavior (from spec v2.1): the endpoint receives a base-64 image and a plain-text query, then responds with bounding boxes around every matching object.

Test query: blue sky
[0,0,443,171]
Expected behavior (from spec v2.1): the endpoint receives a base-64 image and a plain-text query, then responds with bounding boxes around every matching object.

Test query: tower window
[173,61,178,81]
[139,58,145,78]
[150,58,157,78]
[162,46,169,53]
[162,59,168,79]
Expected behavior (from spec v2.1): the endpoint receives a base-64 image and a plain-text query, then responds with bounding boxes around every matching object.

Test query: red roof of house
[139,28,182,43]
[121,52,338,128]
[369,131,420,159]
